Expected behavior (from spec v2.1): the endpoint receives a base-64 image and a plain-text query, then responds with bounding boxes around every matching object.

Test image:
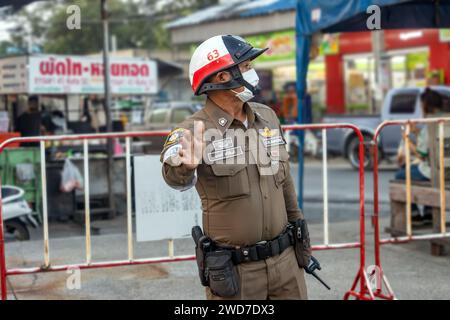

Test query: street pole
[101,0,116,218]
[101,0,112,134]
[371,30,391,114]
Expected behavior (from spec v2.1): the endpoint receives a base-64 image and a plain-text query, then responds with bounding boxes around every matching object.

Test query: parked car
[323,86,450,169]
[127,101,203,153]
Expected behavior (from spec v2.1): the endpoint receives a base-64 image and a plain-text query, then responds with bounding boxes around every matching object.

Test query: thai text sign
[0,56,27,94]
[28,55,158,94]
[134,155,202,242]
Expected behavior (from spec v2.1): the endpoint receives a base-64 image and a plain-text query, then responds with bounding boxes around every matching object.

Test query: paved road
[292,158,395,223]
[4,159,449,300]
[5,217,450,300]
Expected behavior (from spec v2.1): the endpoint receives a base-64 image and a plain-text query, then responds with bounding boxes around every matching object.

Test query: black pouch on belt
[192,226,210,286]
[292,219,312,268]
[205,250,239,298]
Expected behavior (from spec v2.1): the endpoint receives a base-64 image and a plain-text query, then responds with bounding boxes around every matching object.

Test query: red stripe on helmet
[192,53,234,93]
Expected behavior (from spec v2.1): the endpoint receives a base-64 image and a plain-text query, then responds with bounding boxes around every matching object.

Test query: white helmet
[189,34,268,95]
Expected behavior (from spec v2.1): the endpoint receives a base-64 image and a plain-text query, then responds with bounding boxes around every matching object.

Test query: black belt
[218,227,295,265]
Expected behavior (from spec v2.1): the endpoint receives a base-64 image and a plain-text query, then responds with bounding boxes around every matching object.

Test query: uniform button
[264,195,268,199]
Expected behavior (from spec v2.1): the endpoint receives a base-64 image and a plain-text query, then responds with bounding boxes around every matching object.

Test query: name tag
[213,137,233,151]
[207,146,243,163]
[262,136,285,148]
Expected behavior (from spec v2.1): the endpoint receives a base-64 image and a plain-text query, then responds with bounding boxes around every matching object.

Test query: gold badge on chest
[259,127,285,148]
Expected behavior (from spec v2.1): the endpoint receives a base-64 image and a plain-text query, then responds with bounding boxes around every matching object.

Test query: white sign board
[28,55,158,94]
[134,155,202,242]
[0,56,28,94]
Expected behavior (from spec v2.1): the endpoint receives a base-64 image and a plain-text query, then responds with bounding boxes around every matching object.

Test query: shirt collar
[204,98,267,134]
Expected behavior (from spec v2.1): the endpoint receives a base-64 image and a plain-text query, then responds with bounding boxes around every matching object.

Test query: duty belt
[219,227,295,265]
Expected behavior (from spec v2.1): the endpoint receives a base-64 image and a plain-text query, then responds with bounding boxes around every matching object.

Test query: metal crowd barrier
[0,124,371,300]
[371,118,450,300]
[285,124,372,300]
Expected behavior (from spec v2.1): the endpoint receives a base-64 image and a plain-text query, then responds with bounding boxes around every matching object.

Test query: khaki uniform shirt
[160,98,303,247]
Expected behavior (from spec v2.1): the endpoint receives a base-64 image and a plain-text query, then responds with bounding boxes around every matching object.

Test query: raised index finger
[193,121,205,143]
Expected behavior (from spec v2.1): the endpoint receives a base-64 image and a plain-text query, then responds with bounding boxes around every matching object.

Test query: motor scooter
[286,130,322,162]
[1,185,39,241]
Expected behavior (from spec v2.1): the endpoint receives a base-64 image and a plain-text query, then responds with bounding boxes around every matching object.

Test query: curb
[304,196,390,205]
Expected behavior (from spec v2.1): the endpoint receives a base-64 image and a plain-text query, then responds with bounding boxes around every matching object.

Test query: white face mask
[231,69,259,103]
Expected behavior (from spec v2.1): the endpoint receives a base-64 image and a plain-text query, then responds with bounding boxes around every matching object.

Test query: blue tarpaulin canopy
[297,0,450,35]
[295,0,450,207]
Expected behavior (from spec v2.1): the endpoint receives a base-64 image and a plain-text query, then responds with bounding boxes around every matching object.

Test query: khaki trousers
[206,246,308,300]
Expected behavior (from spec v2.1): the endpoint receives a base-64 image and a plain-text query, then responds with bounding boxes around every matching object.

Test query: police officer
[161,35,310,300]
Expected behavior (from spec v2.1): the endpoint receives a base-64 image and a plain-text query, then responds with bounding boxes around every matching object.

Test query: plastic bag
[60,158,84,192]
[16,163,35,181]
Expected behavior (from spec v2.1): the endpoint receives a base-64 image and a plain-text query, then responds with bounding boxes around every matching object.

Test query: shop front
[223,27,447,119]
[327,29,450,114]
[0,54,159,133]
[244,28,450,116]
[0,54,159,222]
[343,48,428,113]
[245,30,326,122]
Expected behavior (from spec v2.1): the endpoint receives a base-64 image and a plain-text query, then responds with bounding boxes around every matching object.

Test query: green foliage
[7,0,219,55]
[44,0,170,54]
[0,41,16,55]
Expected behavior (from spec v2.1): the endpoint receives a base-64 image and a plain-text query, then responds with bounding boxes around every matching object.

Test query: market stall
[0,53,169,221]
